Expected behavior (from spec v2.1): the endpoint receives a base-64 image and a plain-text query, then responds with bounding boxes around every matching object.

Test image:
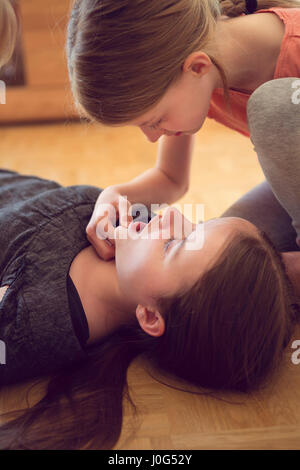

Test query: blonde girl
[66,0,300,262]
[0,0,17,69]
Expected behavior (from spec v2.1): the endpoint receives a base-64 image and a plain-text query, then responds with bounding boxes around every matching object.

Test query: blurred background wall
[1,1,300,451]
[0,0,78,123]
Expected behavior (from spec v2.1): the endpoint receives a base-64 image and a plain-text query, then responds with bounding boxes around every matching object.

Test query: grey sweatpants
[221,77,300,253]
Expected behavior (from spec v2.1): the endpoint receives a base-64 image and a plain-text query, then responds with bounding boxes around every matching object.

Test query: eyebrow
[170,234,193,260]
[170,218,217,259]
[140,116,163,127]
[169,219,220,260]
[170,220,266,261]
[140,119,157,127]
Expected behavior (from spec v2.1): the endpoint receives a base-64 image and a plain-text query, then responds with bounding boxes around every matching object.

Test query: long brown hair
[0,227,299,449]
[0,0,18,69]
[66,0,300,124]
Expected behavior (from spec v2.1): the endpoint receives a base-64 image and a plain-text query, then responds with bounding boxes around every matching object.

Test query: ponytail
[0,323,149,450]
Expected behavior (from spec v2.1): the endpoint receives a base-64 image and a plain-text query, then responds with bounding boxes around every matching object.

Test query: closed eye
[164,237,175,251]
[148,119,162,130]
[164,237,186,253]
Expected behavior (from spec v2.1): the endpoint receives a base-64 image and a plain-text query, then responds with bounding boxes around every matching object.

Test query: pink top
[207,7,300,137]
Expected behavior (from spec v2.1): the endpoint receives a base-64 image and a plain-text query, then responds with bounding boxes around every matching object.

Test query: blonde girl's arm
[0,0,18,69]
[112,133,195,208]
[86,134,195,259]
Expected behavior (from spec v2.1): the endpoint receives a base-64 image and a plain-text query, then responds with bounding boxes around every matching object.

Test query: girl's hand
[86,186,133,261]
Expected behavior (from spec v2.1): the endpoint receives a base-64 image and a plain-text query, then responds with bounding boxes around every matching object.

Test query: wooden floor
[0,117,300,449]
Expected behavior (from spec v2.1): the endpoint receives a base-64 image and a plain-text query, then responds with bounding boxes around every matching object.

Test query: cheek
[115,239,162,300]
[196,91,213,123]
[116,249,145,284]
[181,89,211,130]
[190,103,207,125]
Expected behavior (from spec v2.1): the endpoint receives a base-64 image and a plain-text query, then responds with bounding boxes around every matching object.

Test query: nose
[161,207,194,239]
[144,207,197,239]
[140,126,164,142]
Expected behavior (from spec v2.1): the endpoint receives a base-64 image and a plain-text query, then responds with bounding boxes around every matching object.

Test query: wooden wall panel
[19,0,71,30]
[22,30,69,87]
[0,86,77,122]
[0,0,79,123]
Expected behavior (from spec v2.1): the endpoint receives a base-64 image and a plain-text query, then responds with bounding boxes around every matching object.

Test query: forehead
[229,217,260,237]
[168,217,259,288]
[163,223,232,288]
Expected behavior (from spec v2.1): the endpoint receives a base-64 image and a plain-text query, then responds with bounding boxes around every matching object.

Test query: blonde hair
[67,0,300,124]
[0,0,18,69]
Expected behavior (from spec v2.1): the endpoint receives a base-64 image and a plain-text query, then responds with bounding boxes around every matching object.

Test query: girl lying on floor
[0,169,299,449]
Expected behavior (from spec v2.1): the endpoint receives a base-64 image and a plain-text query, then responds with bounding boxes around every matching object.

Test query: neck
[69,246,136,345]
[212,13,283,93]
[211,15,255,92]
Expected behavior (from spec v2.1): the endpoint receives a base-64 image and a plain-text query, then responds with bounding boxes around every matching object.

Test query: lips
[128,221,147,235]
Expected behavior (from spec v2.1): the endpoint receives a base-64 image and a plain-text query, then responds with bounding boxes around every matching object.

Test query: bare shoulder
[227,12,286,89]
[239,11,285,52]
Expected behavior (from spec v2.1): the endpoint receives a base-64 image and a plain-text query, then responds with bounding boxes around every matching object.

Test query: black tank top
[66,207,155,349]
[67,273,89,348]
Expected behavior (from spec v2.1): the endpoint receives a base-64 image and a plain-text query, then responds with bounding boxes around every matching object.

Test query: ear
[135,305,165,337]
[183,51,212,77]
